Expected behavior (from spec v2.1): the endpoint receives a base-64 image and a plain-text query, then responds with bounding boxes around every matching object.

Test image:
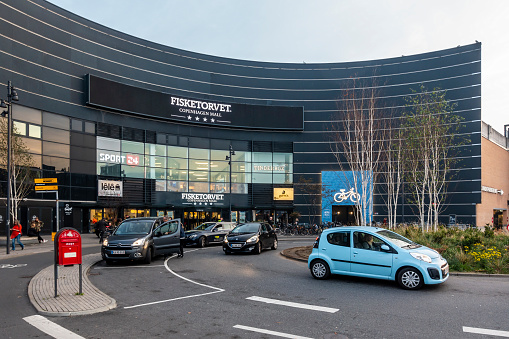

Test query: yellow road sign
[35,178,58,184]
[35,185,58,191]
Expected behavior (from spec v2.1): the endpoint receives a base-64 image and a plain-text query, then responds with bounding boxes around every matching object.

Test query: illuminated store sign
[273,188,294,201]
[98,152,140,166]
[182,193,225,206]
[98,180,123,197]
[254,165,287,172]
[86,74,304,131]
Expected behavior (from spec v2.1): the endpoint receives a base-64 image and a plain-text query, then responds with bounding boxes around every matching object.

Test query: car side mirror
[381,244,390,252]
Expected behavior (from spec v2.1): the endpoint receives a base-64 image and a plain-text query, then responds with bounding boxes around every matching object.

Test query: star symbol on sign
[195,117,200,121]
[203,117,207,122]
[187,115,192,120]
[211,118,215,123]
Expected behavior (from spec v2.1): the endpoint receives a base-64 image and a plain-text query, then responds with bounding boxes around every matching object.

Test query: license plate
[231,244,242,248]
[111,250,125,254]
[444,265,449,276]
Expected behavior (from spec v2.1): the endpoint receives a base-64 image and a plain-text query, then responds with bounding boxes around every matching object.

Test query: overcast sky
[47,0,509,134]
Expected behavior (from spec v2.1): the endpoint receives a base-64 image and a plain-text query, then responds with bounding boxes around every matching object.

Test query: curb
[279,247,509,279]
[28,253,116,317]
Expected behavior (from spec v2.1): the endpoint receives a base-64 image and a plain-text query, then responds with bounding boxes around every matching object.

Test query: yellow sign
[35,178,58,184]
[273,188,294,201]
[35,185,58,191]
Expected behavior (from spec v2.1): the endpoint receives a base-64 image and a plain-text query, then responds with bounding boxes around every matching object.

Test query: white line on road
[123,251,224,309]
[234,325,314,339]
[246,296,339,313]
[23,315,85,339]
[463,326,509,337]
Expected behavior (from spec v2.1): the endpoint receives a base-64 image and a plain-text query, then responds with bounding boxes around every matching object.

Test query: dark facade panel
[0,0,483,227]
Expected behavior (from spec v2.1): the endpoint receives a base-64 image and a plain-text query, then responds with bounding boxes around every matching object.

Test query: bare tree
[383,121,403,229]
[402,85,462,231]
[330,78,388,226]
[0,117,35,223]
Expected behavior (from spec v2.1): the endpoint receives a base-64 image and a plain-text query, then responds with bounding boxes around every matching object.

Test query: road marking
[124,252,224,309]
[234,325,314,339]
[246,296,339,313]
[1,263,27,269]
[23,315,85,339]
[463,326,509,337]
[93,264,166,269]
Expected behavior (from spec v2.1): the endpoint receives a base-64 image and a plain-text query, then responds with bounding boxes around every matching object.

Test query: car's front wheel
[310,260,330,280]
[271,238,278,250]
[397,267,424,290]
[143,247,152,264]
[198,236,207,248]
[252,242,262,254]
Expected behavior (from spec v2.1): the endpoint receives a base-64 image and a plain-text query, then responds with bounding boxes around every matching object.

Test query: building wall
[0,0,483,227]
[477,132,509,227]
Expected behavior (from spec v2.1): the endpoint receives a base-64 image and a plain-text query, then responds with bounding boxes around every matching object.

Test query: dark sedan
[185,221,237,247]
[223,222,278,254]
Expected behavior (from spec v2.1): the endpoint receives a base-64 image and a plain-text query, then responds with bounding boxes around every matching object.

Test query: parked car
[101,217,182,264]
[223,222,278,254]
[308,226,449,290]
[185,221,237,247]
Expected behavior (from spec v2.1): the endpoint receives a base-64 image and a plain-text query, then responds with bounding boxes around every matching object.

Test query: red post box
[56,228,82,266]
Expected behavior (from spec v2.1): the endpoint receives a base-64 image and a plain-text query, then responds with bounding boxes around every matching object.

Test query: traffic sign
[35,178,57,184]
[35,185,58,191]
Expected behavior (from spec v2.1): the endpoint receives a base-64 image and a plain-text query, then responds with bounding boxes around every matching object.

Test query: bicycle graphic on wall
[333,188,360,203]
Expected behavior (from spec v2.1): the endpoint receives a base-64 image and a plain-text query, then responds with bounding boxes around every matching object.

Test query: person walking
[95,218,107,244]
[30,216,47,243]
[177,222,185,258]
[10,219,24,251]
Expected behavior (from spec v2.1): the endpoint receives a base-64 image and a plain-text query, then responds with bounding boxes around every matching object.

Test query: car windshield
[376,230,420,248]
[194,223,215,231]
[114,221,153,235]
[230,224,260,234]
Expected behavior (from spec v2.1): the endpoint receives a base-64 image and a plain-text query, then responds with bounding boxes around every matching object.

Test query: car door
[211,223,228,243]
[260,223,270,248]
[153,219,181,255]
[321,231,351,273]
[350,231,393,278]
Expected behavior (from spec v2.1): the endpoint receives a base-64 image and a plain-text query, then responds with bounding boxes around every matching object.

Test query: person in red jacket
[10,219,24,251]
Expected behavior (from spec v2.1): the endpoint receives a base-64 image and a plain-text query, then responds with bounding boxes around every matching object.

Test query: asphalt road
[2,239,509,338]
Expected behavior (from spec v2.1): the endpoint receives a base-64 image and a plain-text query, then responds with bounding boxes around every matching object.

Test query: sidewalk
[2,232,117,316]
[28,253,116,316]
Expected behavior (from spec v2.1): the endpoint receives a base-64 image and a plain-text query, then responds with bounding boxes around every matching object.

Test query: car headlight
[132,238,145,246]
[189,234,197,239]
[102,239,108,246]
[410,252,432,263]
[223,236,228,243]
[246,235,258,243]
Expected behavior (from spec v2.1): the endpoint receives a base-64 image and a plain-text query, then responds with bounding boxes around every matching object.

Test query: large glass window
[189,148,209,160]
[168,145,187,158]
[95,137,293,190]
[122,140,144,154]
[97,137,120,151]
[168,158,187,169]
[43,127,69,144]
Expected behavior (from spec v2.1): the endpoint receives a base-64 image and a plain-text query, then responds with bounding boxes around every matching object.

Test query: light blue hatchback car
[308,226,449,290]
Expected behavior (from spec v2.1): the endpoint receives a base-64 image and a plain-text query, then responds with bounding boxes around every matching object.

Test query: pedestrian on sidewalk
[10,219,25,251]
[30,215,47,243]
[96,218,107,244]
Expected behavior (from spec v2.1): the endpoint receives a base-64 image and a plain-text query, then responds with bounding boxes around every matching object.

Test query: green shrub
[395,226,509,274]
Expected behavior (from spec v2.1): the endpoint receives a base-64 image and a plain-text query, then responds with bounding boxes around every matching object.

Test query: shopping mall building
[0,0,506,233]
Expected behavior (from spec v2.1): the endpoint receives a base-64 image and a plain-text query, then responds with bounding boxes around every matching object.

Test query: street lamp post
[225,145,235,222]
[1,81,19,254]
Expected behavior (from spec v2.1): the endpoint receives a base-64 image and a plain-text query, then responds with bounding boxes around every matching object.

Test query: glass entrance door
[184,211,221,230]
